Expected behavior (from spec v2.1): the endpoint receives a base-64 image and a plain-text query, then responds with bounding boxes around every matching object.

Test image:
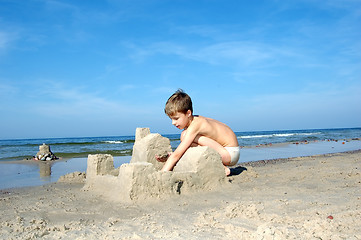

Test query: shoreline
[2,138,360,163]
[0,139,360,190]
[0,149,360,239]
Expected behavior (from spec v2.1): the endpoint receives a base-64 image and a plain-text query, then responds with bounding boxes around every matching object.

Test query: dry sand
[0,150,360,239]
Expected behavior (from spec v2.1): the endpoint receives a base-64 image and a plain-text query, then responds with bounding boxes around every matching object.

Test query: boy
[156,89,240,176]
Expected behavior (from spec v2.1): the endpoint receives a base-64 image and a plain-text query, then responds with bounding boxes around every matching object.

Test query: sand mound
[58,171,86,183]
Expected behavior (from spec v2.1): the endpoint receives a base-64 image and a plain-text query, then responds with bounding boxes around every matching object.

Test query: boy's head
[165,89,193,117]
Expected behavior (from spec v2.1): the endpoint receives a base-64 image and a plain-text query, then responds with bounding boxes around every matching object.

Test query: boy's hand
[155,152,172,162]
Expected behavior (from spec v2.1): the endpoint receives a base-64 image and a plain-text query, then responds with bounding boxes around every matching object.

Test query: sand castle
[34,143,58,161]
[82,128,226,202]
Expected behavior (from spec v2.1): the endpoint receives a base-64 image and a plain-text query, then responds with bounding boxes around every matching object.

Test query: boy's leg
[193,135,233,176]
[192,135,232,166]
[181,130,232,175]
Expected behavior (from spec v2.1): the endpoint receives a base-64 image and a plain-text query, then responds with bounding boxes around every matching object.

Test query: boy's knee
[221,151,232,166]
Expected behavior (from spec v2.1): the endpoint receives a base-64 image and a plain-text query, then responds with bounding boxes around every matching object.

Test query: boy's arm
[161,128,198,171]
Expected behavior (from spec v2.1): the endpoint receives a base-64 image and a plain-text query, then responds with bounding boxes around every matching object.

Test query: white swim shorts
[225,146,240,166]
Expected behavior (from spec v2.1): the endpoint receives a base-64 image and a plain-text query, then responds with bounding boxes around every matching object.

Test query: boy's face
[169,110,192,130]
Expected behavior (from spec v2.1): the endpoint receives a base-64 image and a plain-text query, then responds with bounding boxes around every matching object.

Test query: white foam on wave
[103,141,124,144]
[238,132,321,139]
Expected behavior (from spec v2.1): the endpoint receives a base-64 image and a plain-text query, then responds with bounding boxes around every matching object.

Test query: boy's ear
[187,109,192,117]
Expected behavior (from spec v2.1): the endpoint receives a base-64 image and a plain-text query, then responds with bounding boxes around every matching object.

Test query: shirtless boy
[157,89,240,176]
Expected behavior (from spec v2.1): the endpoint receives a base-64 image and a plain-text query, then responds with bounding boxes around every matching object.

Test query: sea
[1,128,360,189]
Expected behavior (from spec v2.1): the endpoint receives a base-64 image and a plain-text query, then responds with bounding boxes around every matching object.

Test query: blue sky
[0,0,360,139]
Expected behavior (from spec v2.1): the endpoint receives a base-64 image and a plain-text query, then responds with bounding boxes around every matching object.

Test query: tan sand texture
[0,133,360,239]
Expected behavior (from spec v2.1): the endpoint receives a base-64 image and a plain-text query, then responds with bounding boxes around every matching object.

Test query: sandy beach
[0,149,360,239]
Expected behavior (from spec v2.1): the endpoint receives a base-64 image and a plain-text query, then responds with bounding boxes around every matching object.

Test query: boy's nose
[172,119,176,125]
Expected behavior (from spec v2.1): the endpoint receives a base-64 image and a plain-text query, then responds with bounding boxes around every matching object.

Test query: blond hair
[164,89,193,116]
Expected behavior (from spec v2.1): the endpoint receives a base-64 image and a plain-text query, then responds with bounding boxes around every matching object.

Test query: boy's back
[185,115,238,148]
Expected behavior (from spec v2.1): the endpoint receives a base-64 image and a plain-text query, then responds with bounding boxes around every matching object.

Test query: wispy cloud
[0,32,9,49]
[317,0,361,13]
[0,30,19,53]
[232,84,361,129]
[0,82,17,97]
[43,0,76,11]
[125,40,300,69]
[42,0,127,26]
[24,81,156,120]
[191,41,291,66]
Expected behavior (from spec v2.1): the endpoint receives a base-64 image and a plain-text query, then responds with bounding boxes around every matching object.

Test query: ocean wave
[103,141,124,144]
[0,140,134,148]
[0,149,133,161]
[238,132,321,139]
[0,143,40,148]
[55,149,133,158]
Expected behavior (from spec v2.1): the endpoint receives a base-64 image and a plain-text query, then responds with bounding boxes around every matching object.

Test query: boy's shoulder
[191,115,204,124]
[189,115,209,129]
[193,115,211,123]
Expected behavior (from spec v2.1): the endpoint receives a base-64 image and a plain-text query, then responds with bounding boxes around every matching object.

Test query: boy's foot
[224,166,231,176]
